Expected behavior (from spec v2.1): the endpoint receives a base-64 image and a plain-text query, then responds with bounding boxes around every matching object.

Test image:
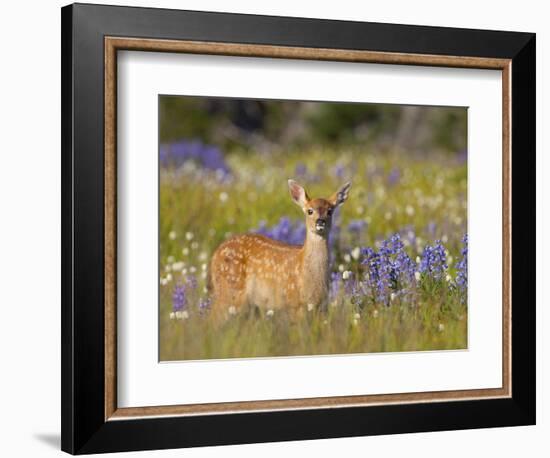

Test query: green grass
[159,145,467,361]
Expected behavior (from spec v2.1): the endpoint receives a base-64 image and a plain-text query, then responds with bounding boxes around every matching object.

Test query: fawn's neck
[300,232,330,298]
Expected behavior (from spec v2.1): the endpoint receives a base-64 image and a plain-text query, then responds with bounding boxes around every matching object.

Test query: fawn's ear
[288,179,310,208]
[329,182,352,207]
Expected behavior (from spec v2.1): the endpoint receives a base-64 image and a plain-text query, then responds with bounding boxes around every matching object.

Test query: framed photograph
[61,3,536,454]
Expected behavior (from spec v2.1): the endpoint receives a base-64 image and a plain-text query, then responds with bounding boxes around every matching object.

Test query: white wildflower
[307,303,315,312]
[442,235,448,243]
[201,263,208,271]
[169,312,175,320]
[191,242,199,250]
[373,309,379,318]
[201,271,207,279]
[166,273,173,282]
[228,306,237,315]
[405,205,415,216]
[185,231,194,241]
[182,161,196,173]
[160,278,168,286]
[445,274,452,283]
[390,292,397,302]
[168,230,177,240]
[344,254,351,263]
[199,252,208,262]
[415,271,421,281]
[338,264,345,272]
[167,255,175,264]
[351,247,361,260]
[219,191,229,203]
[172,261,184,271]
[189,266,197,274]
[353,319,359,326]
[182,247,190,256]
[354,313,361,320]
[181,310,189,320]
[342,270,352,280]
[385,211,392,220]
[266,309,274,318]
[356,205,364,214]
[438,323,445,332]
[416,256,421,264]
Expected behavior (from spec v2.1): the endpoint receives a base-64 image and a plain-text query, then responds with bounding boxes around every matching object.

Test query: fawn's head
[288,179,351,238]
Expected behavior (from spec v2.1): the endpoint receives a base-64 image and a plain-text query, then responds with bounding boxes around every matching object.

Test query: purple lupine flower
[334,164,346,179]
[254,217,306,245]
[329,271,341,301]
[347,220,367,234]
[419,240,448,280]
[172,283,186,312]
[427,222,437,238]
[271,217,291,241]
[295,163,307,177]
[399,226,416,248]
[387,167,401,186]
[456,234,468,290]
[361,246,388,303]
[379,234,416,287]
[343,272,356,296]
[198,297,212,315]
[160,139,231,176]
[186,274,198,290]
[361,234,416,305]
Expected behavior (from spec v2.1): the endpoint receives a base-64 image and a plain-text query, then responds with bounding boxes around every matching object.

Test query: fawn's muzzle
[315,219,327,233]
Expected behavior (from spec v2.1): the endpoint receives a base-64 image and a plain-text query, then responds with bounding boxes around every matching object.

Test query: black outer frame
[61,3,536,454]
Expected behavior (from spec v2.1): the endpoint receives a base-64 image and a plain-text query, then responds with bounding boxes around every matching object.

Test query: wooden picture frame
[61,3,535,454]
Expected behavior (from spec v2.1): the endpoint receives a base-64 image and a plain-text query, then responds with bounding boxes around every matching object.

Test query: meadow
[159,140,468,361]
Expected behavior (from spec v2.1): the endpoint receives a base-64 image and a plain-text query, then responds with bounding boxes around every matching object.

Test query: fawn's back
[209,234,304,312]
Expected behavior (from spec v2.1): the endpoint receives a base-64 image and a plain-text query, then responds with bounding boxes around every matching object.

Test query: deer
[208,179,351,318]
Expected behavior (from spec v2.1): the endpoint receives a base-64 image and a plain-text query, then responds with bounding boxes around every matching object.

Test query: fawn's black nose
[315,219,326,233]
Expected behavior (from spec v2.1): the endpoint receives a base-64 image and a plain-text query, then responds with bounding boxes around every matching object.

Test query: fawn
[208,180,351,317]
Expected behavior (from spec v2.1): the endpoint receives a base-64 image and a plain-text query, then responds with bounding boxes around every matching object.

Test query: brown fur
[209,180,351,318]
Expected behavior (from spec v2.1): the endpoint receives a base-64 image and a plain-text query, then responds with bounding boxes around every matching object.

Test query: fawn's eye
[307,209,314,215]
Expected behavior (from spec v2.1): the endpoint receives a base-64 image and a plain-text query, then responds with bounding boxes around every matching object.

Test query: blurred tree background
[159,96,467,155]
